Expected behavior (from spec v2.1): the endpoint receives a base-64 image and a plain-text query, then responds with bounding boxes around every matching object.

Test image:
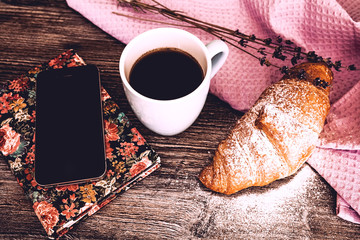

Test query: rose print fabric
[0,49,160,239]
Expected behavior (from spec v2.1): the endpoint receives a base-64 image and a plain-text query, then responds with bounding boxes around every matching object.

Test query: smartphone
[35,64,106,187]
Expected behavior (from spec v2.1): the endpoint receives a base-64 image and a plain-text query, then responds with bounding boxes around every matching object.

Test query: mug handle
[206,40,229,79]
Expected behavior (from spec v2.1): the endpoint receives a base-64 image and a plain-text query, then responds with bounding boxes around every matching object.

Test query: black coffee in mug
[129,48,204,100]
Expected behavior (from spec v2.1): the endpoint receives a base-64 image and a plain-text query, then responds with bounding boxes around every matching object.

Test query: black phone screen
[35,65,106,187]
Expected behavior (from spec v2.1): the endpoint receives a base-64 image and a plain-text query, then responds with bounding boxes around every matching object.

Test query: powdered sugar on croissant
[199,62,333,195]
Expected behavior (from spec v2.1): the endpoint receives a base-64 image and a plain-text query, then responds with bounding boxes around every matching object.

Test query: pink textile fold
[66,0,360,223]
[337,195,360,225]
[307,77,360,224]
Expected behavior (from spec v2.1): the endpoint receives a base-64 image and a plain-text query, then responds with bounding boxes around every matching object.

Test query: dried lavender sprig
[115,0,358,73]
[115,0,284,69]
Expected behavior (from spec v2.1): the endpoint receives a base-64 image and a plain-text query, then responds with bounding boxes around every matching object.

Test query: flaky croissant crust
[199,62,333,195]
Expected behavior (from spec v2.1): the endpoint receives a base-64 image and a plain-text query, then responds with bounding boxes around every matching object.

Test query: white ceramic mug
[119,28,229,136]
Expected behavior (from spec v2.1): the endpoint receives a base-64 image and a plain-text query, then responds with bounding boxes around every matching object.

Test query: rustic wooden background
[1,0,359,239]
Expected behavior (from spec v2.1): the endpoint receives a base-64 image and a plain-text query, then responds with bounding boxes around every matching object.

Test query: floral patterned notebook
[0,49,160,239]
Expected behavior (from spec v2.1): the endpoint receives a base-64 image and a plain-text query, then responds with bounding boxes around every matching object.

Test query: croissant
[199,62,333,195]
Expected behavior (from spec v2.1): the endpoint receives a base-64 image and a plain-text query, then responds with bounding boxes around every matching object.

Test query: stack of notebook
[0,49,160,238]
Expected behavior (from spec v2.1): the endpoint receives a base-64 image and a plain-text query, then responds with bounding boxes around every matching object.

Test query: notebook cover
[0,49,161,239]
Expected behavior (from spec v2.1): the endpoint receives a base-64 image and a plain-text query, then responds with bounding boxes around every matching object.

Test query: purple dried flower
[257,48,266,55]
[313,77,330,89]
[306,51,318,62]
[334,61,342,71]
[281,66,289,74]
[291,56,298,65]
[294,47,302,53]
[325,58,333,68]
[259,57,271,66]
[348,64,356,70]
[239,38,248,47]
[263,38,272,45]
[297,69,307,79]
[273,46,286,61]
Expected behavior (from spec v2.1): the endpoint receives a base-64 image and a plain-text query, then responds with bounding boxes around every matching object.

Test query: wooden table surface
[1,1,359,239]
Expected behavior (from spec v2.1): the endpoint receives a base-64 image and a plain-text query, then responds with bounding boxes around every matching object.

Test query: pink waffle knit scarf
[66,0,360,224]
